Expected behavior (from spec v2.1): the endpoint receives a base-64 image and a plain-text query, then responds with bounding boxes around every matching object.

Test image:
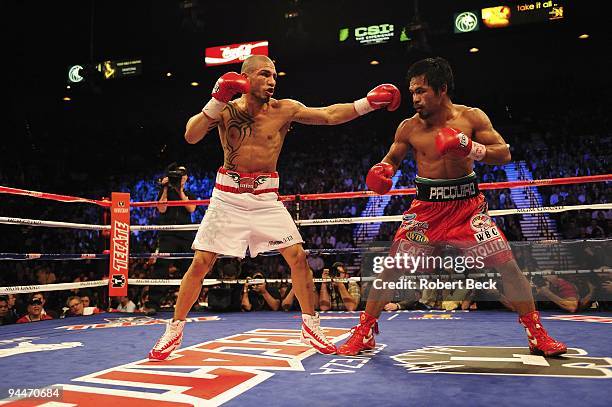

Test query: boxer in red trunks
[338,57,567,357]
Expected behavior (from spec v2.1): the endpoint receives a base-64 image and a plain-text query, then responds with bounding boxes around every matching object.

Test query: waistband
[415,172,479,202]
[215,167,280,195]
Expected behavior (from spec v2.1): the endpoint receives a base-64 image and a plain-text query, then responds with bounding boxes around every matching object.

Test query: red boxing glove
[354,84,401,115]
[366,162,395,195]
[202,72,250,119]
[435,127,486,161]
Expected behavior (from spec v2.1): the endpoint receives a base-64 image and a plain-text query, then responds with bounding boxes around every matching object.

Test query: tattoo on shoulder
[224,103,254,170]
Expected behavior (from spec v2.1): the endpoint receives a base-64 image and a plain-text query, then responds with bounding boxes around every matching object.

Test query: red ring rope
[1,174,610,208]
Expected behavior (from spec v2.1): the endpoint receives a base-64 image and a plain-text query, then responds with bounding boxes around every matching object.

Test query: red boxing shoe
[148,319,185,361]
[337,312,379,356]
[519,311,567,357]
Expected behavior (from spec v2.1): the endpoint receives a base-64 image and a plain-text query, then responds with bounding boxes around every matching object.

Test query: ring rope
[0,186,111,207]
[1,239,609,261]
[2,203,610,231]
[2,269,610,295]
[2,174,610,208]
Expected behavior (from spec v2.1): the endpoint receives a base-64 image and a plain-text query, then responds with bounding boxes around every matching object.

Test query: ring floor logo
[0,336,83,358]
[392,346,612,378]
[2,327,350,406]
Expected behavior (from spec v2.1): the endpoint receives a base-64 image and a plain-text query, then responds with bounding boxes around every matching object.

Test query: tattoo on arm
[223,103,254,170]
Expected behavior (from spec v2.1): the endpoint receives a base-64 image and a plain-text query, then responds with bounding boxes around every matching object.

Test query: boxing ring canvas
[1,310,611,406]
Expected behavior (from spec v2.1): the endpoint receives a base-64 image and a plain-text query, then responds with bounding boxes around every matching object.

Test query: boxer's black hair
[406,57,454,96]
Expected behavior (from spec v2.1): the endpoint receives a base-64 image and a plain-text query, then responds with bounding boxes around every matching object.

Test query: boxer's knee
[190,250,217,278]
[281,244,308,269]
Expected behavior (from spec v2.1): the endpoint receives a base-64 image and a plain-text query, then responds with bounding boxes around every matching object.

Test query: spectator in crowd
[383,288,423,311]
[319,262,360,311]
[151,163,196,311]
[66,296,103,317]
[0,296,17,325]
[532,275,579,313]
[241,272,281,312]
[30,292,57,319]
[116,296,137,313]
[17,295,54,323]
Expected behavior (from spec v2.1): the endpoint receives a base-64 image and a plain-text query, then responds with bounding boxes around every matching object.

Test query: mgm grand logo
[392,346,612,378]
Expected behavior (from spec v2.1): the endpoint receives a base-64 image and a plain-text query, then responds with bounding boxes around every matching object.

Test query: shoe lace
[155,324,181,350]
[308,318,334,346]
[343,322,373,348]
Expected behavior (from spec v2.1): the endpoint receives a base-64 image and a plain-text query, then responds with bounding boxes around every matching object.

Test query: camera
[531,275,546,288]
[162,163,187,189]
[329,262,345,278]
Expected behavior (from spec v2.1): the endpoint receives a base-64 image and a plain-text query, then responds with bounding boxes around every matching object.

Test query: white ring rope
[1,203,610,231]
[2,269,610,294]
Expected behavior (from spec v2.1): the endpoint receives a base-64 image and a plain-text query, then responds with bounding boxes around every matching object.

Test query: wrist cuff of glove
[468,141,486,161]
[202,98,226,120]
[354,98,375,116]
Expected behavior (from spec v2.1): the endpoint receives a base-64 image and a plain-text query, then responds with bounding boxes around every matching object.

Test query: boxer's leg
[173,250,218,321]
[280,244,337,354]
[279,244,315,315]
[148,250,217,361]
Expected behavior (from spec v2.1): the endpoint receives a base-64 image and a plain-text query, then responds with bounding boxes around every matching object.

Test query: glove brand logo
[458,133,469,148]
[393,346,612,378]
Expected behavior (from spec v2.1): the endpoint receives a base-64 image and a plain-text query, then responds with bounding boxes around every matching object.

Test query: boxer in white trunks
[149,55,400,360]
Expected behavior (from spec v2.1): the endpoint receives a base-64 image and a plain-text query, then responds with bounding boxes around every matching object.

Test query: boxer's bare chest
[409,113,475,159]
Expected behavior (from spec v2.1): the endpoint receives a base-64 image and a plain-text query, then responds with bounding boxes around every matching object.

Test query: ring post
[108,192,130,297]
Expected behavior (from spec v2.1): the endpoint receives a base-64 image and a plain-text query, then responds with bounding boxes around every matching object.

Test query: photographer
[149,163,196,311]
[319,262,360,311]
[532,275,579,313]
[241,272,281,312]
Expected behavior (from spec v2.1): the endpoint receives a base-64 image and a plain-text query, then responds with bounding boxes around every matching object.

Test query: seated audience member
[30,292,58,319]
[17,295,54,323]
[384,289,425,311]
[241,271,281,312]
[319,262,360,311]
[0,296,17,325]
[116,296,137,313]
[66,296,103,316]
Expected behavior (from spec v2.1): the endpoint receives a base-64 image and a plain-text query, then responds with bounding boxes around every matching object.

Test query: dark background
[5,0,611,195]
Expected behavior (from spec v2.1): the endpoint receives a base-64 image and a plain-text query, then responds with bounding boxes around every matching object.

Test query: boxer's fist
[435,127,486,161]
[366,162,394,195]
[203,72,250,119]
[366,84,401,111]
[211,72,250,103]
[354,84,401,115]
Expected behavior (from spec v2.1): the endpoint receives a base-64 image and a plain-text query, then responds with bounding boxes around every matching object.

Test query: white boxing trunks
[192,167,304,258]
